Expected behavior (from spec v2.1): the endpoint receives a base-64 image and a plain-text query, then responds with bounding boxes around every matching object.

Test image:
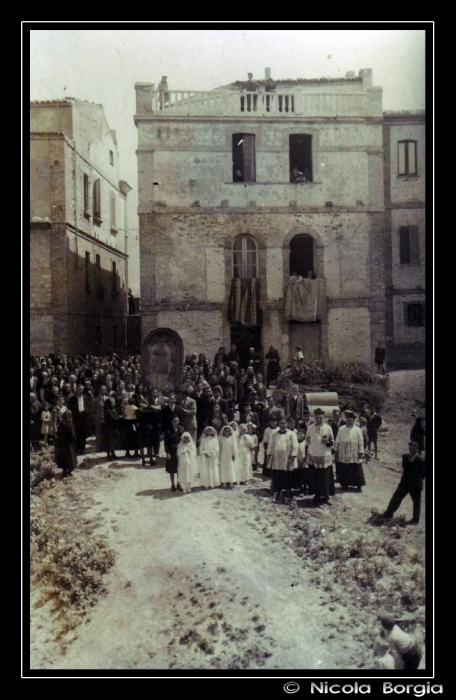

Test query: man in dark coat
[68,384,90,453]
[286,386,305,422]
[261,396,284,438]
[161,392,181,435]
[375,341,386,374]
[329,409,345,440]
[149,388,163,464]
[368,408,382,459]
[410,417,425,455]
[383,442,425,524]
[55,410,77,477]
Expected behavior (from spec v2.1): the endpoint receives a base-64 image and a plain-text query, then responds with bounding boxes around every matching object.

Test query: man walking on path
[383,441,425,525]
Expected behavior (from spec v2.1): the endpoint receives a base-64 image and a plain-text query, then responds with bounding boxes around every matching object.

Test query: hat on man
[313,408,324,415]
[344,409,355,418]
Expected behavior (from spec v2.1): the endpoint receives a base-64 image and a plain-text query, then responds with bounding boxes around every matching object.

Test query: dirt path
[30,370,426,671]
[32,457,369,670]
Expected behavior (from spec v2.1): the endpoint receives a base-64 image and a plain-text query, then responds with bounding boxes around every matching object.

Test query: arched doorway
[288,234,321,361]
[141,328,183,393]
[289,234,316,279]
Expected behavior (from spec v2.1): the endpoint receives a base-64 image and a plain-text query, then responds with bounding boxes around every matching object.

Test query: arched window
[232,235,258,279]
[289,234,316,278]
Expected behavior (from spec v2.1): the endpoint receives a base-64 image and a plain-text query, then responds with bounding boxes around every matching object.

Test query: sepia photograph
[28,24,430,677]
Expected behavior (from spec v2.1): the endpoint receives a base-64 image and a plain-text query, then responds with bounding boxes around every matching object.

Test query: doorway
[289,322,321,362]
[230,325,262,371]
[289,234,316,279]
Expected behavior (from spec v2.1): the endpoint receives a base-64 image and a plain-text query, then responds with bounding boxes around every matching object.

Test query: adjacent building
[30,98,132,356]
[134,69,397,389]
[383,111,425,369]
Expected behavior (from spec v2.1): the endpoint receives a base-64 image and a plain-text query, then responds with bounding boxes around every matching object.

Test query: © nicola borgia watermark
[283,683,443,696]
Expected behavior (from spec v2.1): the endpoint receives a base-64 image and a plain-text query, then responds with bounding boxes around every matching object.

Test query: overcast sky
[30,28,426,293]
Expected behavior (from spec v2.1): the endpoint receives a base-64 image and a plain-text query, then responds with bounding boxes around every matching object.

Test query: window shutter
[83,174,89,211]
[410,226,419,264]
[243,135,255,182]
[408,142,417,175]
[93,179,101,219]
[399,227,411,264]
[110,194,116,230]
[398,142,406,175]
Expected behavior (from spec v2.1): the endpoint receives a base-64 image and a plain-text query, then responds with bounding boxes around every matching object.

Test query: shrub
[30,451,116,644]
[276,360,387,411]
[278,359,375,389]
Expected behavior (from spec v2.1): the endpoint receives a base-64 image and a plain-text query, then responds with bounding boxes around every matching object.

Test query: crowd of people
[29,349,425,520]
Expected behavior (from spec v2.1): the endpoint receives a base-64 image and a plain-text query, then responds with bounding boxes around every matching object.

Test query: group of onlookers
[29,352,425,522]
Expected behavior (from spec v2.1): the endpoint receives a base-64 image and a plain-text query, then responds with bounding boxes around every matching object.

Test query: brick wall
[30,315,54,356]
[31,102,131,356]
[328,307,372,363]
[139,209,383,366]
[137,120,383,210]
[30,228,52,311]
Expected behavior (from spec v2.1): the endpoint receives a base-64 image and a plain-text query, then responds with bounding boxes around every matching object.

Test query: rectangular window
[112,325,118,348]
[406,303,424,327]
[289,134,313,182]
[112,261,117,294]
[110,150,114,166]
[110,194,117,233]
[93,179,102,224]
[399,226,420,265]
[85,251,91,293]
[398,140,417,176]
[83,174,90,216]
[232,134,256,182]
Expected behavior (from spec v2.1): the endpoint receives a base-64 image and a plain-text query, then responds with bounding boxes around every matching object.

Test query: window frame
[232,234,259,280]
[405,303,425,328]
[110,193,118,234]
[232,133,256,183]
[399,226,420,266]
[289,134,313,183]
[93,179,102,225]
[83,174,91,218]
[398,140,418,176]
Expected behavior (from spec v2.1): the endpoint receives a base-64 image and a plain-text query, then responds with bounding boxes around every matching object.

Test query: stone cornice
[139,206,385,215]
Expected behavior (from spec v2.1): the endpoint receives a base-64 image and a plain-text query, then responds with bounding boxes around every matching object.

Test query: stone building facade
[134,70,425,387]
[30,99,132,356]
[383,111,425,369]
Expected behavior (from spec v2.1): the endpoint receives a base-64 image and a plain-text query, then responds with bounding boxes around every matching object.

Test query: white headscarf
[199,426,220,456]
[177,431,197,457]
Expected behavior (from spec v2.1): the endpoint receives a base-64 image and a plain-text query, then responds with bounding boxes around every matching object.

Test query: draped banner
[228,278,262,326]
[284,277,326,323]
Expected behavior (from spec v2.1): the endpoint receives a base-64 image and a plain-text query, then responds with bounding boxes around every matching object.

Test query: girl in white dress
[199,426,221,489]
[229,421,240,446]
[218,425,239,487]
[238,424,254,483]
[247,421,259,469]
[40,403,52,445]
[177,432,198,494]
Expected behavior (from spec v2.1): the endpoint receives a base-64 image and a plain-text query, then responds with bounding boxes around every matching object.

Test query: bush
[30,450,59,493]
[276,360,387,411]
[30,451,116,644]
[278,359,375,389]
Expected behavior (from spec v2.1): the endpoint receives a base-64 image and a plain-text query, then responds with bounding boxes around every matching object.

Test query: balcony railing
[148,90,368,117]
